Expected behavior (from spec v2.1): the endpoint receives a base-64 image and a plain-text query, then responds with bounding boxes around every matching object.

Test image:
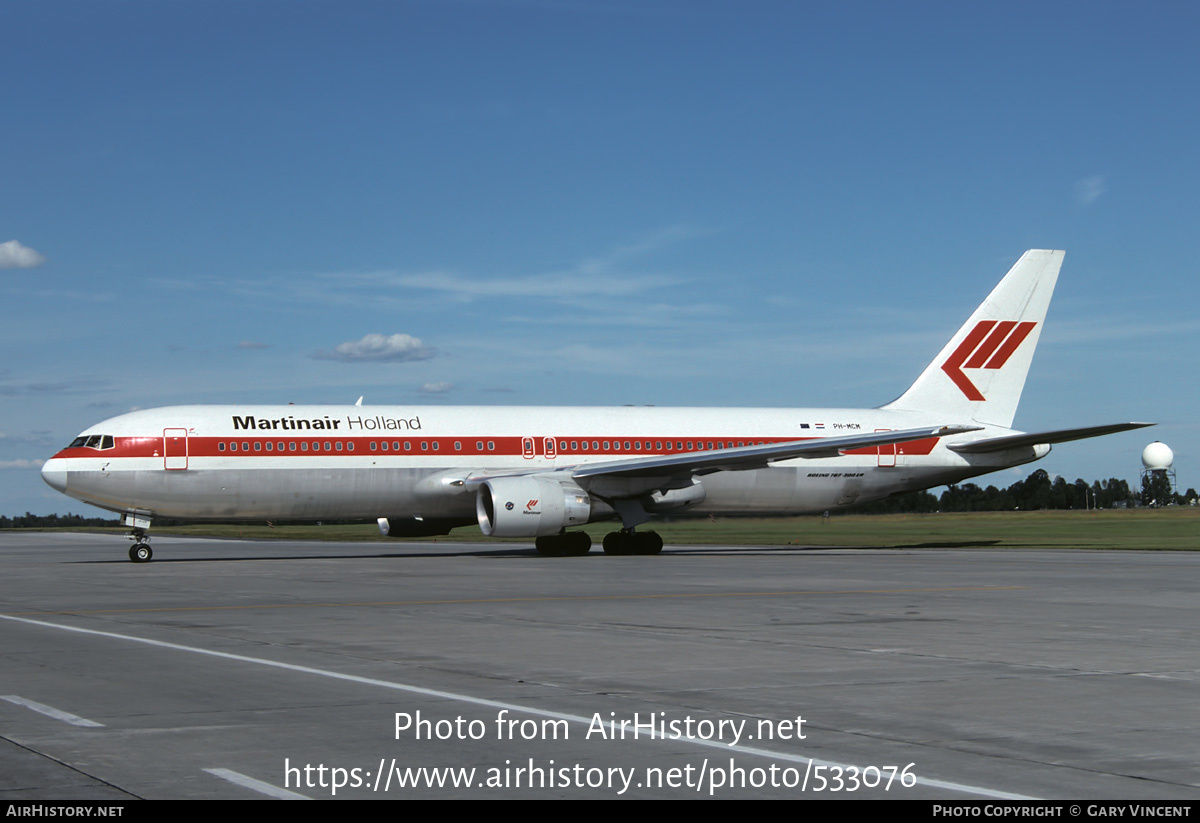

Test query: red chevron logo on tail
[941,320,1037,400]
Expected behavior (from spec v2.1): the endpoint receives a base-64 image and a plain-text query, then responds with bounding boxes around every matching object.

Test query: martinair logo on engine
[941,320,1037,401]
[526,499,539,512]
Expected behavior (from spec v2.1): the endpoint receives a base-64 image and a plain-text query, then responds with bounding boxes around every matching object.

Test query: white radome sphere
[1142,441,1174,470]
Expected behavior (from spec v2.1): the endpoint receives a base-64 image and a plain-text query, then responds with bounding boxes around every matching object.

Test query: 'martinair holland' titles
[230,415,422,432]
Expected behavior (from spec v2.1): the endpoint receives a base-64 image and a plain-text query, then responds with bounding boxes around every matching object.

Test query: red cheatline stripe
[55,434,951,460]
[52,432,944,461]
[963,320,1017,369]
[983,321,1036,369]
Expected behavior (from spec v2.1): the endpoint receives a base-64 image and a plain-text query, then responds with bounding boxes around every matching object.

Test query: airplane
[41,249,1151,562]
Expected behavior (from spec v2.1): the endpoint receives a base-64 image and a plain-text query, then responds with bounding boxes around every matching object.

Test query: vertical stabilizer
[882,249,1063,428]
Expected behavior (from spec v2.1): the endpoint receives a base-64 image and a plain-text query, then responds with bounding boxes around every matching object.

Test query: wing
[461,424,978,491]
[946,422,1153,454]
[570,424,981,480]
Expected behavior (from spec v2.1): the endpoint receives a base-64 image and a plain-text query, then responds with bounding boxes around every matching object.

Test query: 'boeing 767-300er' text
[42,250,1150,562]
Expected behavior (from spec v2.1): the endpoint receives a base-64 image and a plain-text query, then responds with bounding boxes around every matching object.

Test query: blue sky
[3,0,1198,515]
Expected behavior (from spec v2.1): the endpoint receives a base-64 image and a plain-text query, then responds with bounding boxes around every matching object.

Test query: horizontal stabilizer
[947,422,1154,454]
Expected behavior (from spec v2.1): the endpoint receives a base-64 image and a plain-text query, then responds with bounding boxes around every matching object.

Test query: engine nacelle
[644,480,706,512]
[378,516,473,537]
[476,476,593,537]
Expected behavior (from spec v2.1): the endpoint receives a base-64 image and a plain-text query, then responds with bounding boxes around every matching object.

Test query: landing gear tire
[535,532,592,557]
[534,536,563,557]
[566,531,592,556]
[129,543,153,563]
[633,531,663,555]
[603,530,663,555]
[602,531,633,555]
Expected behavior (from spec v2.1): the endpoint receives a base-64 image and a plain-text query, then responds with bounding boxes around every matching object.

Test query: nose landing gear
[126,521,153,563]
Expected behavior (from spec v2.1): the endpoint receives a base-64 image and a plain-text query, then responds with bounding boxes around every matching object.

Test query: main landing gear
[601,530,663,556]
[127,526,153,563]
[534,531,592,557]
[533,529,665,557]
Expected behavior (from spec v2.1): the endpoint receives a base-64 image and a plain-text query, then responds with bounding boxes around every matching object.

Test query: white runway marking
[204,768,309,799]
[2,613,1033,800]
[2,694,104,727]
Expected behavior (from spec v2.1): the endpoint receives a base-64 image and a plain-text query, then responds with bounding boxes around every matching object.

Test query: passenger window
[219,442,226,452]
[335,442,343,451]
[255,442,262,451]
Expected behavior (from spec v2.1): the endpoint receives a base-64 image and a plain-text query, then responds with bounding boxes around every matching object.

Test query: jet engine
[476,476,593,537]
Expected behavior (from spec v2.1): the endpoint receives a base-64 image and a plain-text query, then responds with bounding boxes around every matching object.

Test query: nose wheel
[126,523,153,563]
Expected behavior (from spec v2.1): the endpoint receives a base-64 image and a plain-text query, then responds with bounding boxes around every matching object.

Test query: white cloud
[0,459,40,469]
[237,340,270,350]
[314,333,435,363]
[1075,175,1106,206]
[360,225,700,302]
[0,240,47,269]
[418,382,455,394]
[386,270,678,300]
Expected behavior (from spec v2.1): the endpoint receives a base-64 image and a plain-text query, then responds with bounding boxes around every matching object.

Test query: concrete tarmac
[1,532,1197,800]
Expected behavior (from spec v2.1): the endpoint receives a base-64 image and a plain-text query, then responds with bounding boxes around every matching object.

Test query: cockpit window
[67,434,115,450]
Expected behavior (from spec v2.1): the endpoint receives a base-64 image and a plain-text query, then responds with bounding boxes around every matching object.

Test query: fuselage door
[164,428,188,470]
[522,437,535,459]
[875,428,897,467]
[543,437,557,460]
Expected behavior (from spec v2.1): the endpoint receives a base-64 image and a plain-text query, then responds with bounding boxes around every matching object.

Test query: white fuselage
[41,404,1035,526]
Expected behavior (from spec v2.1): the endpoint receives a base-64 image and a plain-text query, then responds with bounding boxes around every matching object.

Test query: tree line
[849,468,1197,514]
[1,512,121,528]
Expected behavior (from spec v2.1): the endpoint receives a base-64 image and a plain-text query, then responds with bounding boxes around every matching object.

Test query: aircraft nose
[41,460,68,493]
